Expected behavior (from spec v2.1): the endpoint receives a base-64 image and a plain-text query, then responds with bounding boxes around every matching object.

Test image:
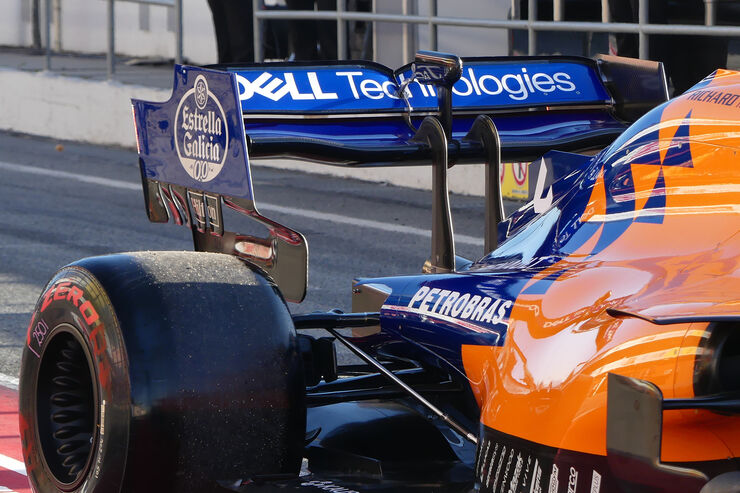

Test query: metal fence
[252,0,740,62]
[38,0,740,78]
[39,0,183,79]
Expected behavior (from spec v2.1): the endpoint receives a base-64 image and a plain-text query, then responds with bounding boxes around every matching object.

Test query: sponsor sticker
[478,439,491,478]
[175,75,229,183]
[204,193,223,235]
[185,191,223,236]
[509,453,524,492]
[501,448,515,491]
[300,480,359,493]
[396,286,513,335]
[493,445,507,490]
[187,190,207,231]
[590,470,601,493]
[233,61,609,113]
[477,428,608,493]
[686,89,740,107]
[548,464,559,493]
[530,459,543,493]
[568,467,578,493]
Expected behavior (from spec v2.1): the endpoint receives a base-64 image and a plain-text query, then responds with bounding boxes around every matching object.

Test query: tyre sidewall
[19,266,130,493]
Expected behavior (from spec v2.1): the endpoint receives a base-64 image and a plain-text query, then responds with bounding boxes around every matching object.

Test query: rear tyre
[19,251,305,493]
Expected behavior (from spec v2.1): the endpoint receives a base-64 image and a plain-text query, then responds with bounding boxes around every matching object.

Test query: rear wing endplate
[132,66,308,302]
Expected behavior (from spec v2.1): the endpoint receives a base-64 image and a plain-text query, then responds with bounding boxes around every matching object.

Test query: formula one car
[18,51,740,493]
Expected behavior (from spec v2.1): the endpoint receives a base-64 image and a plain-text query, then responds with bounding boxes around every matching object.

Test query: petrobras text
[405,285,513,327]
[233,61,609,113]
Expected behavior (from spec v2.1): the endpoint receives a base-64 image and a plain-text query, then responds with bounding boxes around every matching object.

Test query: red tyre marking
[0,386,31,492]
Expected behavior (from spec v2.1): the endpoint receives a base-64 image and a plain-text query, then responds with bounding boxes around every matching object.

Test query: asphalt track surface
[0,131,521,488]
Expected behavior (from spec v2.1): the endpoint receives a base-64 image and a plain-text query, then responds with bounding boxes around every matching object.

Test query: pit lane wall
[0,67,528,198]
[2,0,216,66]
[0,68,168,147]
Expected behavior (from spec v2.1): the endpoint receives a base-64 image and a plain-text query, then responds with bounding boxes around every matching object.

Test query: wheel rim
[36,327,98,490]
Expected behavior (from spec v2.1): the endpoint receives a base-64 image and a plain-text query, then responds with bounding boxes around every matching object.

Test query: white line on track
[0,374,18,391]
[258,202,483,246]
[0,161,139,192]
[0,160,484,247]
[0,455,26,477]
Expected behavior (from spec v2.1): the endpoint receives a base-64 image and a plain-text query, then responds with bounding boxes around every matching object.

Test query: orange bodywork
[463,70,740,463]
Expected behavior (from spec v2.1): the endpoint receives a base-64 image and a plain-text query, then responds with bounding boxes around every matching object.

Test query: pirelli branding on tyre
[175,74,229,183]
[19,267,129,493]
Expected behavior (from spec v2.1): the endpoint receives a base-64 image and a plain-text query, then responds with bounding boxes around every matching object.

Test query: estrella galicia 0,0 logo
[175,75,229,183]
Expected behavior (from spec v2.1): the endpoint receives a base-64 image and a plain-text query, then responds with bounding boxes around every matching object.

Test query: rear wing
[227,54,666,164]
[131,53,667,302]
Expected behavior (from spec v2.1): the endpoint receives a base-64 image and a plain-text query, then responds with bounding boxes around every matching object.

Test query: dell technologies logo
[235,67,578,105]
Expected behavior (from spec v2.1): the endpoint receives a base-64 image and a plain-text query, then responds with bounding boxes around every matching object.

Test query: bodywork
[368,70,740,489]
[130,55,740,492]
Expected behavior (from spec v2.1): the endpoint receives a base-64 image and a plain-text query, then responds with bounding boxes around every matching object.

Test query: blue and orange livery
[19,53,740,493]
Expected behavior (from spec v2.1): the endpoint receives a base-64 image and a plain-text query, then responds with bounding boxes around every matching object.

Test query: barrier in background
[39,0,181,79]
[251,0,740,63]
[501,163,530,201]
[34,1,740,80]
